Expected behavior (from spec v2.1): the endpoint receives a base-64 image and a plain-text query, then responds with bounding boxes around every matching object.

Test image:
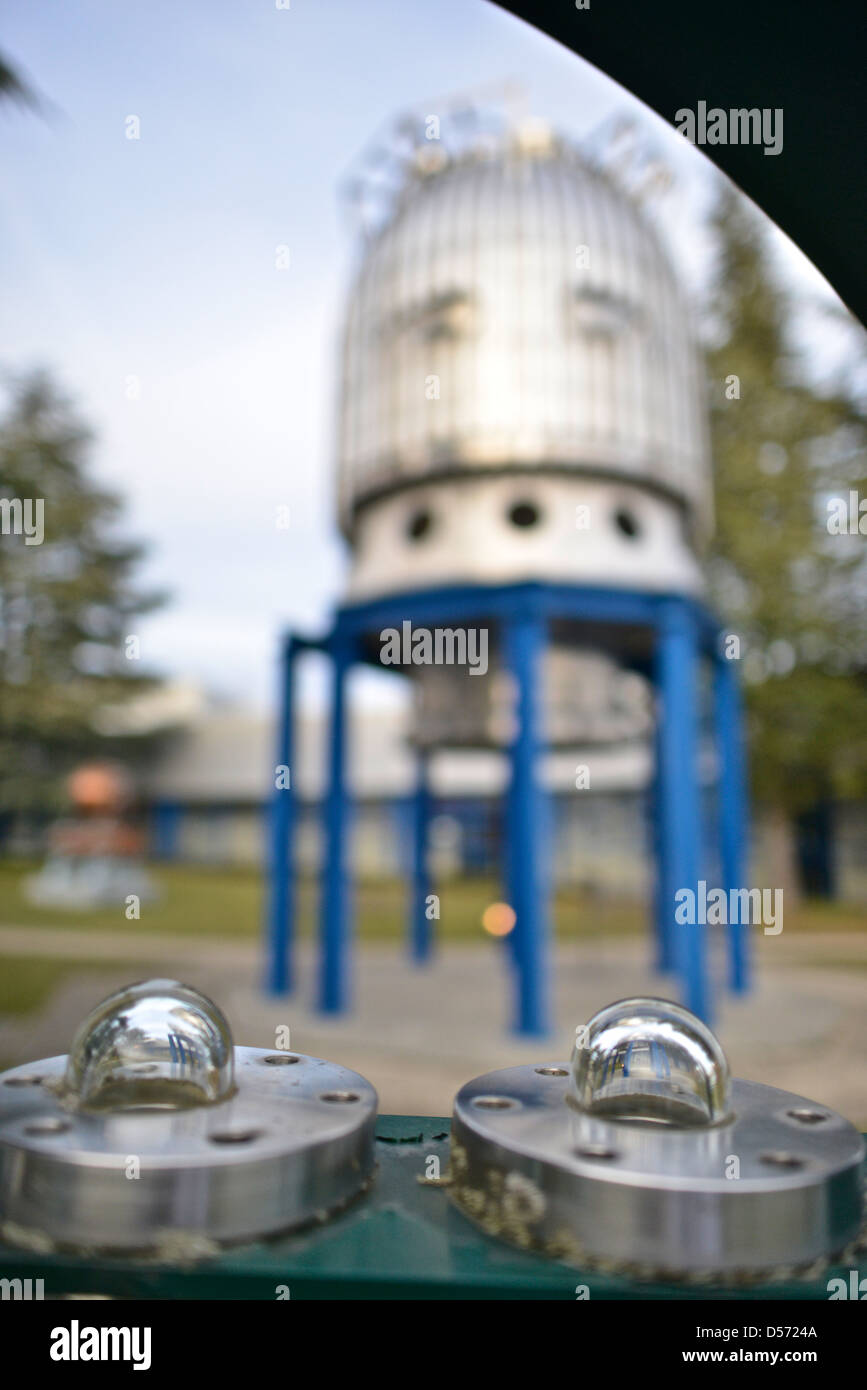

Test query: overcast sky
[1,0,844,713]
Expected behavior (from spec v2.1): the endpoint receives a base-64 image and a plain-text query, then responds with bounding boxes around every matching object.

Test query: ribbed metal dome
[336,125,711,537]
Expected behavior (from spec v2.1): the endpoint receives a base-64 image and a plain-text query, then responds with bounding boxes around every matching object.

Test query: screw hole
[3,1075,45,1087]
[209,1129,263,1145]
[472,1095,515,1110]
[613,506,641,539]
[508,500,542,529]
[320,1091,360,1104]
[575,1144,619,1161]
[406,509,433,542]
[262,1054,301,1066]
[760,1150,804,1170]
[24,1119,70,1136]
[786,1108,827,1125]
[535,1066,568,1077]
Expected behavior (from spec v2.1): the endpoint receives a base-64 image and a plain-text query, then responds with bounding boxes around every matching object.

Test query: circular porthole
[508,500,542,529]
[613,506,641,540]
[406,508,433,542]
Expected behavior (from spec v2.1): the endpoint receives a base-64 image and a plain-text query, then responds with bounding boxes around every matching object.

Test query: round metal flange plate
[0,1047,377,1252]
[450,1064,865,1275]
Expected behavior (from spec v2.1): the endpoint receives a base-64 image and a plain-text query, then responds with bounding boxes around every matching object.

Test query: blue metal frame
[409,752,434,965]
[264,634,298,994]
[319,635,355,1013]
[265,581,750,1034]
[502,612,550,1035]
[647,733,674,976]
[715,653,750,993]
[655,598,706,1020]
[150,800,183,861]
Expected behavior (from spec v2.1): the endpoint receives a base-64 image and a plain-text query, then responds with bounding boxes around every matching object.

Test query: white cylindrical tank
[337,121,711,602]
[334,119,711,748]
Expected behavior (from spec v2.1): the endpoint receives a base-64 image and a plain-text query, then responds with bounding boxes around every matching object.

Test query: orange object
[67,763,132,814]
[481,902,517,937]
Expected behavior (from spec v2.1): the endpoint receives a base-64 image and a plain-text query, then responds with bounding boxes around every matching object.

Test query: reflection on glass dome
[64,979,235,1110]
[571,997,731,1127]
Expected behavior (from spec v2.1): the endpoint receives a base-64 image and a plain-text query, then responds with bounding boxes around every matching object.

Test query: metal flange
[0,981,377,1253]
[450,999,865,1277]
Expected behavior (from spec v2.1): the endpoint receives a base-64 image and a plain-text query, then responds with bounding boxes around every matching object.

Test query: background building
[137,691,867,907]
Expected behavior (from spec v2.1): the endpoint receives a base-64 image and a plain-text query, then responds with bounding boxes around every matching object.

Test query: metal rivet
[3,1075,45,1087]
[575,1144,619,1161]
[262,1054,301,1066]
[535,1066,568,1077]
[320,1091,360,1103]
[787,1108,827,1125]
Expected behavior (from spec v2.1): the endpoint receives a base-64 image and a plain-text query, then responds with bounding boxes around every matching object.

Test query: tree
[0,371,165,816]
[705,182,867,896]
[0,52,39,110]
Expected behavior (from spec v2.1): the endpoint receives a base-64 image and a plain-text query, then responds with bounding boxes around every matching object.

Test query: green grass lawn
[0,859,648,941]
[1,859,864,942]
[0,861,864,1038]
[0,954,158,1018]
[0,861,647,1028]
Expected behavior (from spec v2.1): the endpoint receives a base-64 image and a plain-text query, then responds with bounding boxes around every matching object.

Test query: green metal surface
[1,1116,863,1300]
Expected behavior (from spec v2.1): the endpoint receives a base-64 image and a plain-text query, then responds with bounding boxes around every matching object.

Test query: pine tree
[0,371,165,816]
[705,183,867,894]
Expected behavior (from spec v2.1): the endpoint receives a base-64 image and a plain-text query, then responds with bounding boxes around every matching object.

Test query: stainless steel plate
[0,1048,377,1252]
[451,1063,865,1275]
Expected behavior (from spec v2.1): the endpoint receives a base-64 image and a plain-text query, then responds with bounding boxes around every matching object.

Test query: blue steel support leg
[409,753,433,964]
[715,654,750,994]
[649,718,675,974]
[318,637,353,1014]
[503,614,550,1037]
[152,801,181,861]
[266,635,297,994]
[656,601,708,1021]
[501,706,521,969]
